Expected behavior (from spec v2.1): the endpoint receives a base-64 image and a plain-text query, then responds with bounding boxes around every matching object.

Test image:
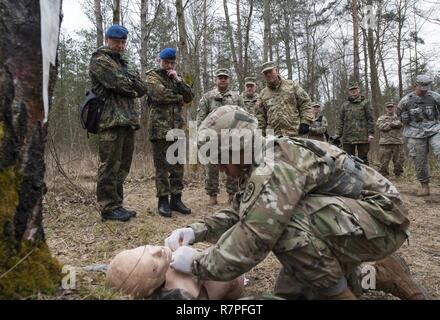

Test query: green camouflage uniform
[146,68,194,197]
[89,46,148,213]
[255,78,314,137]
[241,92,259,114]
[187,137,409,296]
[196,88,244,196]
[376,114,404,177]
[308,114,328,141]
[336,96,375,165]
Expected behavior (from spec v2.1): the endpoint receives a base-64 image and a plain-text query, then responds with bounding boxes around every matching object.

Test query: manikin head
[106,245,172,298]
[106,244,245,299]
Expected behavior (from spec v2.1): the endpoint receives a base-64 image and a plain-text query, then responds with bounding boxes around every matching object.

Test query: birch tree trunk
[0,0,62,298]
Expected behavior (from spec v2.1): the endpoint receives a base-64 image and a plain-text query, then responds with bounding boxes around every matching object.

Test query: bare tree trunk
[202,0,209,91]
[94,0,104,47]
[243,0,253,78]
[352,0,360,83]
[140,0,149,77]
[366,0,381,162]
[280,3,292,79]
[113,0,121,24]
[263,0,271,62]
[223,0,242,86]
[0,0,62,298]
[236,0,243,79]
[293,25,301,83]
[361,28,370,95]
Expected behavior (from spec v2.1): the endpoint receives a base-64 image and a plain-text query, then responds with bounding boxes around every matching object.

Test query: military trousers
[406,132,440,183]
[378,144,405,177]
[205,164,239,196]
[342,143,370,165]
[152,139,184,198]
[272,194,407,298]
[97,126,135,213]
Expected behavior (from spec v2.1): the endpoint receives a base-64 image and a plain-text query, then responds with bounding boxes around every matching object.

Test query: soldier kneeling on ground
[164,105,428,300]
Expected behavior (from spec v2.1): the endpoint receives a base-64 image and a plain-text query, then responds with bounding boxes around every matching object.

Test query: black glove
[329,135,342,147]
[298,123,310,135]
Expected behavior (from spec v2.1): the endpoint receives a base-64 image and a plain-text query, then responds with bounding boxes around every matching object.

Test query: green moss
[0,168,61,299]
[0,121,4,142]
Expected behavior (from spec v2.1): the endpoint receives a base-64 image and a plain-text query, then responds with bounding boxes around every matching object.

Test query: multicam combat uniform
[196,89,244,197]
[187,137,409,296]
[241,92,259,114]
[255,78,314,137]
[376,114,405,177]
[336,95,375,165]
[396,91,440,183]
[146,68,194,197]
[308,114,328,142]
[89,46,148,213]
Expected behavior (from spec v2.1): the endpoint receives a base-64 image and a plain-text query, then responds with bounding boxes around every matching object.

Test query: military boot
[417,182,430,196]
[373,253,430,300]
[120,207,137,218]
[158,196,172,218]
[170,193,191,215]
[101,208,131,222]
[209,195,218,205]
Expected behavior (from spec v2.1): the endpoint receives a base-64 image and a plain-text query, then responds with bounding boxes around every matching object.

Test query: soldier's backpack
[79,90,104,135]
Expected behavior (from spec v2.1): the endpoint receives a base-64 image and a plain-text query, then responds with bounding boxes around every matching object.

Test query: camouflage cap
[384,101,395,108]
[415,74,432,90]
[245,77,257,85]
[261,61,276,73]
[197,105,259,159]
[215,68,230,77]
[311,102,321,108]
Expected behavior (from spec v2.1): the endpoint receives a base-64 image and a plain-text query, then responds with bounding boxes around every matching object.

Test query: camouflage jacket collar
[347,95,365,103]
[214,87,234,97]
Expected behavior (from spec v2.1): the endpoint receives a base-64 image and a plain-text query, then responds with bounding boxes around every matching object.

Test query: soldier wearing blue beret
[88,24,148,222]
[146,48,194,218]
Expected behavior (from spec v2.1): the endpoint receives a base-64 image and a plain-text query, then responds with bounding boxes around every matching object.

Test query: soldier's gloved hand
[165,228,195,251]
[170,246,198,274]
[329,135,342,147]
[298,123,310,134]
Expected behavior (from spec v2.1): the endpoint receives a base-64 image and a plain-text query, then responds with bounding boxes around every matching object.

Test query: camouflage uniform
[146,68,194,197]
[187,137,408,296]
[255,78,314,137]
[308,114,328,142]
[396,91,440,183]
[336,95,375,165]
[197,88,244,196]
[241,92,259,114]
[89,46,148,213]
[376,113,405,177]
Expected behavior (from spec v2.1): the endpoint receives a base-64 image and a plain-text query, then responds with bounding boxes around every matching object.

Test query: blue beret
[159,48,177,60]
[105,24,128,39]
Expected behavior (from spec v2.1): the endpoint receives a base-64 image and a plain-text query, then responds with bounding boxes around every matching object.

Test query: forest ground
[40,154,440,300]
